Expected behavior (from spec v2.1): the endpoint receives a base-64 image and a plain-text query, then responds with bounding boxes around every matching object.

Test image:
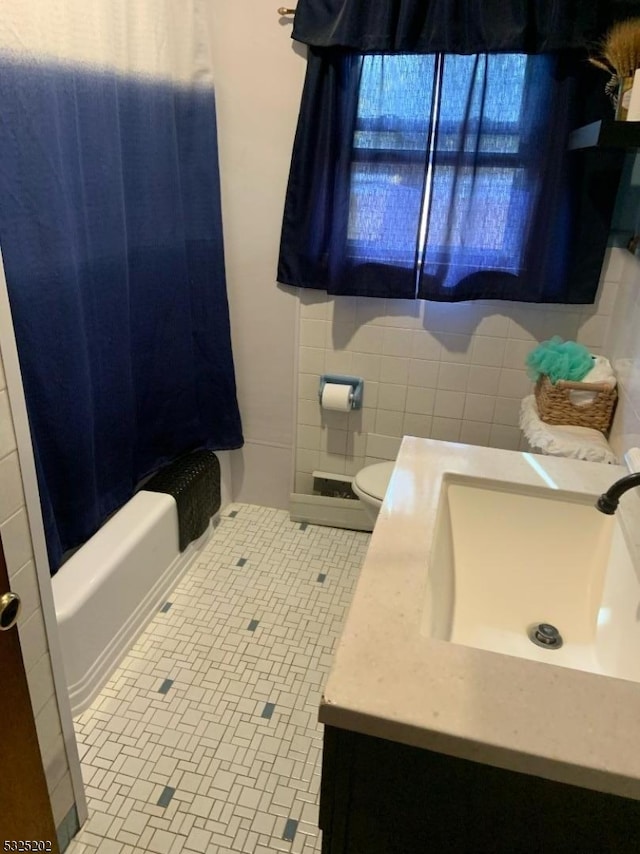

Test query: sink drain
[528,623,563,650]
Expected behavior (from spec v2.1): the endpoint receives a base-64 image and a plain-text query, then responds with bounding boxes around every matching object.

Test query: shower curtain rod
[277,7,296,15]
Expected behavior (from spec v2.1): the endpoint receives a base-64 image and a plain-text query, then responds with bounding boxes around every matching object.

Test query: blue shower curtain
[0,3,243,573]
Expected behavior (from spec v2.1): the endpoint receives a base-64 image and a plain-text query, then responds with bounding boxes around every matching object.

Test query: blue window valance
[292,0,640,54]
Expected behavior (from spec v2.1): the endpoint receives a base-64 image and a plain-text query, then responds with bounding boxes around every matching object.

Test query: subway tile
[351,352,381,381]
[298,346,325,375]
[9,559,41,622]
[355,297,388,326]
[0,451,24,522]
[472,336,506,367]
[296,425,321,451]
[503,338,534,370]
[507,310,546,342]
[1,507,34,577]
[351,325,385,355]
[576,314,610,350]
[601,247,627,283]
[463,394,495,423]
[408,359,439,388]
[411,329,441,360]
[379,356,409,385]
[402,413,432,439]
[0,389,17,458]
[489,424,522,450]
[321,427,348,455]
[344,455,366,476]
[321,410,351,431]
[543,310,580,342]
[297,399,322,428]
[382,328,413,357]
[474,313,510,337]
[592,278,619,316]
[26,651,56,718]
[497,369,532,400]
[493,397,522,427]
[329,296,357,324]
[423,302,479,335]
[352,406,377,433]
[346,430,367,457]
[358,381,378,410]
[377,383,407,412]
[324,347,354,375]
[317,451,347,474]
[405,386,436,416]
[299,319,328,348]
[298,373,319,401]
[299,291,330,319]
[295,448,320,474]
[328,321,356,352]
[437,363,469,392]
[50,772,75,829]
[434,390,465,420]
[467,366,501,396]
[365,433,402,460]
[294,471,313,495]
[459,421,492,447]
[382,298,421,328]
[438,333,473,363]
[375,409,404,437]
[430,417,461,442]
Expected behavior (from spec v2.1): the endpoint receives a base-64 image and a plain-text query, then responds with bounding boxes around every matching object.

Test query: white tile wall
[605,249,640,459]
[294,249,624,489]
[0,350,75,829]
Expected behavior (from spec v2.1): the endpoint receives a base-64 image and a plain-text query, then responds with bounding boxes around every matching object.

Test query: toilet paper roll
[321,383,352,412]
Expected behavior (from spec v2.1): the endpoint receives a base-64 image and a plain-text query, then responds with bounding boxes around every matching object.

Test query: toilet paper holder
[318,374,364,410]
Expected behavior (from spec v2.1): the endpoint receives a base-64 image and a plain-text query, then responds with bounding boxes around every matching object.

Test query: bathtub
[52,451,231,716]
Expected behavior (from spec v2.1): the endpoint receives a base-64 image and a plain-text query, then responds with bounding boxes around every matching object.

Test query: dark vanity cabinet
[319,725,640,853]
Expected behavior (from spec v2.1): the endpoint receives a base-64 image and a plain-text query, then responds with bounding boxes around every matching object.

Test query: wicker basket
[534,375,617,435]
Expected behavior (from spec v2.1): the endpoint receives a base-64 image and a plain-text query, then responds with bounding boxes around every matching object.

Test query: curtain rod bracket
[277,7,296,16]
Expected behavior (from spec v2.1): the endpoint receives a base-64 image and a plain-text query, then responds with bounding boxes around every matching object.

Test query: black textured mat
[144,450,221,551]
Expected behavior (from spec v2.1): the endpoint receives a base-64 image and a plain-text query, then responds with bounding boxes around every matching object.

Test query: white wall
[208,4,305,508]
[605,248,640,457]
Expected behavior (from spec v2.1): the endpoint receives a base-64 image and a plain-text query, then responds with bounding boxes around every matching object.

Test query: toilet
[352,461,395,524]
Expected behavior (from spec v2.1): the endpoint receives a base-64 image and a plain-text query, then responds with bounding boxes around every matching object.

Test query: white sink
[423,474,640,681]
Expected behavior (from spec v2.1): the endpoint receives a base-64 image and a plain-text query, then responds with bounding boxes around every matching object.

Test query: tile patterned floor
[68,504,370,854]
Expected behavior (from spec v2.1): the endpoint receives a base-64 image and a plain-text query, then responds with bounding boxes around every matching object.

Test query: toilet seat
[353,461,395,504]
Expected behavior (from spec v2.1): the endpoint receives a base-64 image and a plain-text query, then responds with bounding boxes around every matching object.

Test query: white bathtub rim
[64,515,214,717]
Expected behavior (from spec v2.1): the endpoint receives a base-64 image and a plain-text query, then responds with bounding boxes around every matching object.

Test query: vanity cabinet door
[319,725,640,854]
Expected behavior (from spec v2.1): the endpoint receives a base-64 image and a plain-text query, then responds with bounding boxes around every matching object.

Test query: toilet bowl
[352,461,395,524]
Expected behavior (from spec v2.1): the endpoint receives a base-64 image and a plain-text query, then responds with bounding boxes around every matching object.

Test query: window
[278,45,620,304]
[348,53,539,290]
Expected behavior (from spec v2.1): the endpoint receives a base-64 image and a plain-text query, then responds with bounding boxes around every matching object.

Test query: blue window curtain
[278,0,631,303]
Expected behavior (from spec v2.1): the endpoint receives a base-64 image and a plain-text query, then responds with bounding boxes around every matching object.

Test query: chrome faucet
[596,472,640,514]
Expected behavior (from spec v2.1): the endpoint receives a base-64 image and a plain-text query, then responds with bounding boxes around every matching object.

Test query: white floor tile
[67,505,367,854]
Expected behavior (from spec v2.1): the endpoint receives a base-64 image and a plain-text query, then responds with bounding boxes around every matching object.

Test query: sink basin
[423,474,640,681]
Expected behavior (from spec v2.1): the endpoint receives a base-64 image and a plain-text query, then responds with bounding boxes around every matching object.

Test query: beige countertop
[319,437,640,800]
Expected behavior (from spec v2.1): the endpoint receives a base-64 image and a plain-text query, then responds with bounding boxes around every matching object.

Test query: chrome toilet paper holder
[318,374,364,410]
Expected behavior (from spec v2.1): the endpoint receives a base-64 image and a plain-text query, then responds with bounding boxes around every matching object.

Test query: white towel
[519,396,617,464]
[569,356,616,407]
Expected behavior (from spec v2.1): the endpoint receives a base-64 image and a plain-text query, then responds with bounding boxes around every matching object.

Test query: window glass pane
[348,52,532,275]
[349,55,435,265]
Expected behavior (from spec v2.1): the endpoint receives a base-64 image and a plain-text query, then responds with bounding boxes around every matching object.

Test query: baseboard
[289,492,373,531]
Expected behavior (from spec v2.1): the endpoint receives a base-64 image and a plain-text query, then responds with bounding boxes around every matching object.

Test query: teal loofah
[525,336,593,384]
